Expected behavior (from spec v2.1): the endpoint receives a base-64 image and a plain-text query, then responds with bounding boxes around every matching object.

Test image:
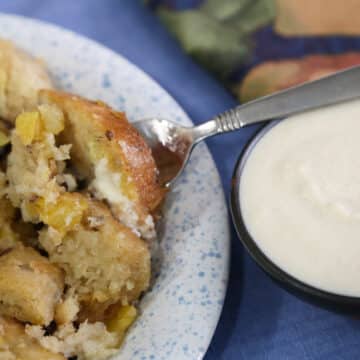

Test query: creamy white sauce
[92,158,131,210]
[240,100,360,296]
[91,158,155,240]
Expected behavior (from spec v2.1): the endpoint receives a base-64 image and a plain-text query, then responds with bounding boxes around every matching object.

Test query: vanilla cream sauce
[240,100,360,296]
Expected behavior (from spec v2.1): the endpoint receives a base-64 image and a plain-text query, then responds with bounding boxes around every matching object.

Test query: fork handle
[193,65,360,142]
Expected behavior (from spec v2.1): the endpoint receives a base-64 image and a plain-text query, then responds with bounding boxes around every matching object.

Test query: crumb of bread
[0,316,65,359]
[87,215,105,228]
[6,131,70,221]
[56,173,77,192]
[26,321,119,360]
[55,290,79,325]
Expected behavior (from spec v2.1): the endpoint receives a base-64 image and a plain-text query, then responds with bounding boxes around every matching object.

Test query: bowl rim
[230,120,360,308]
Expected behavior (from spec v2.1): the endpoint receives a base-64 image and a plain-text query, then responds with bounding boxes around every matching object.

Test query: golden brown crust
[39,89,164,212]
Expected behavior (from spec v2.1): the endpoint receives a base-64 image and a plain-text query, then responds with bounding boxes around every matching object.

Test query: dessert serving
[0,39,165,360]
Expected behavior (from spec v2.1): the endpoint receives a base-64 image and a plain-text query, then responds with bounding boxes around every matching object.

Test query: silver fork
[133,66,360,187]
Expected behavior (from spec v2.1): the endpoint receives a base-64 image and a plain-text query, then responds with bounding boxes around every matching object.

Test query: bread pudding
[39,89,164,240]
[0,40,165,360]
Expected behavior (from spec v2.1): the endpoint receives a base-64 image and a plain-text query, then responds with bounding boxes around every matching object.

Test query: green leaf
[156,0,275,81]
[158,9,250,78]
[228,0,276,33]
[201,0,253,21]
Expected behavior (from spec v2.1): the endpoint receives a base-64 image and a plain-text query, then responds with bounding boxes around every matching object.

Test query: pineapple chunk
[0,131,9,146]
[38,193,88,232]
[15,111,44,145]
[29,193,88,233]
[39,104,65,135]
[106,305,137,343]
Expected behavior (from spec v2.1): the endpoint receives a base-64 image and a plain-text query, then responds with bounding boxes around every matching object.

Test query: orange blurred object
[238,53,360,103]
[275,0,360,36]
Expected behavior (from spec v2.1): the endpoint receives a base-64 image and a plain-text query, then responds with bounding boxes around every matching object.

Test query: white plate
[0,14,230,360]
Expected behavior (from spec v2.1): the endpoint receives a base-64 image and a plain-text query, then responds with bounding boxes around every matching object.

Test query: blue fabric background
[2,1,360,359]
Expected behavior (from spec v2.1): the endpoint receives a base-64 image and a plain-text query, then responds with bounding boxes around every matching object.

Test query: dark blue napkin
[1,1,360,359]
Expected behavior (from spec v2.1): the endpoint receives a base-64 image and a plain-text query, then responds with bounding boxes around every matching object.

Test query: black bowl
[230,121,360,313]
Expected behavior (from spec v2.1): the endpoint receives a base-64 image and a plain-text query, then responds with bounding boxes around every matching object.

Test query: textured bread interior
[0,245,64,325]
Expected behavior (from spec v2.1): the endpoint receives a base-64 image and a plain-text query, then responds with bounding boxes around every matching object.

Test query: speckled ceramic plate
[0,14,230,360]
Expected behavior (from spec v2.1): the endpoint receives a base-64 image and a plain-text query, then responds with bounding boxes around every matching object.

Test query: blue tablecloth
[2,1,360,359]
